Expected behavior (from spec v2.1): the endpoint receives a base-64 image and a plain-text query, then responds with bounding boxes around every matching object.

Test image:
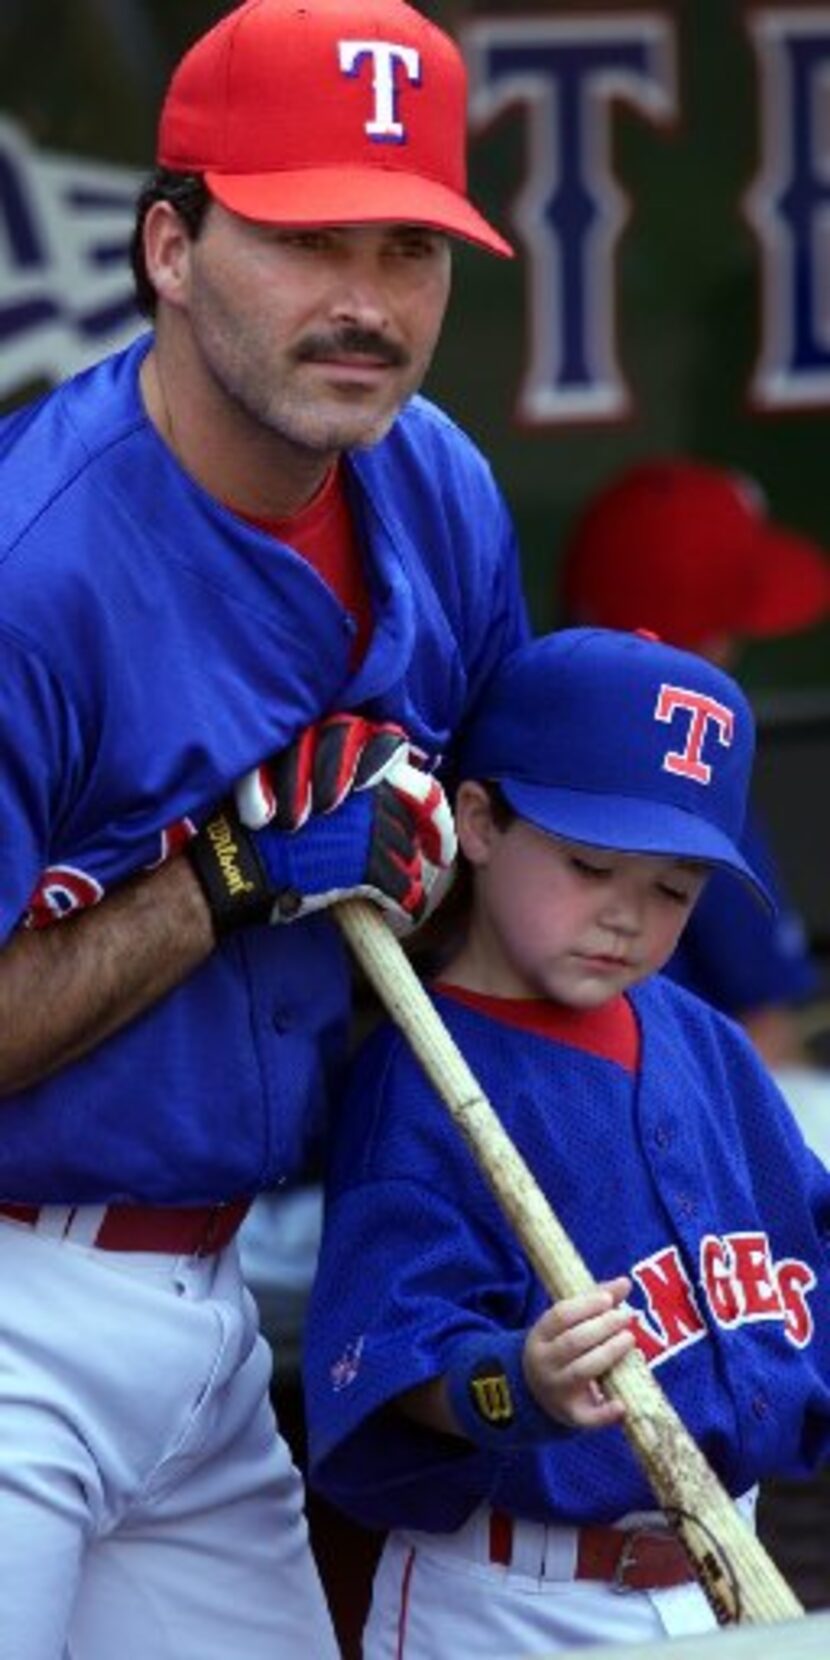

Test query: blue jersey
[304,978,830,1531]
[665,808,818,1015]
[0,335,528,1203]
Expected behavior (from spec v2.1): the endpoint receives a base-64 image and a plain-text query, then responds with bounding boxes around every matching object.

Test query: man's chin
[267,406,400,456]
[320,403,405,452]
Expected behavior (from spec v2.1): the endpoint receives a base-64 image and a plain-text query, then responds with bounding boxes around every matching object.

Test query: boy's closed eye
[568,853,614,880]
[565,846,709,905]
[657,880,699,906]
[657,863,711,906]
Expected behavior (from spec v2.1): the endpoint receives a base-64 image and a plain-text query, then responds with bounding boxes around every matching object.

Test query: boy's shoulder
[633,970,757,1043]
[630,973,790,1135]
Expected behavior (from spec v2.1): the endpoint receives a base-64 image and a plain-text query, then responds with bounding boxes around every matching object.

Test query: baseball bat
[336,897,803,1626]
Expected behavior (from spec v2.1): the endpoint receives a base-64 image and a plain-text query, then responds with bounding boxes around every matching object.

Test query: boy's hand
[522,1275,635,1430]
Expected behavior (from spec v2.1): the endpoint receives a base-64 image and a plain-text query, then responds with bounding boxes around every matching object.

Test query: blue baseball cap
[458,628,772,906]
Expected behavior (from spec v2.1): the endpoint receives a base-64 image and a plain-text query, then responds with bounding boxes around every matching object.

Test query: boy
[303,628,830,1657]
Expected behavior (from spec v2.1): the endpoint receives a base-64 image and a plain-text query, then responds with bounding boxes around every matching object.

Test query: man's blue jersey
[0,336,528,1202]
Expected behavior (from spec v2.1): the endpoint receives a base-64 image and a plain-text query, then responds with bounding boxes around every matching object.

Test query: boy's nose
[599,892,643,934]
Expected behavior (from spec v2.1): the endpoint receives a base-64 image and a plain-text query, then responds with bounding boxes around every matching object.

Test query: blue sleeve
[302,1026,535,1528]
[0,629,77,937]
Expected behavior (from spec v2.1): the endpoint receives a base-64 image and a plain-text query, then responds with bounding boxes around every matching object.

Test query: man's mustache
[296,327,408,368]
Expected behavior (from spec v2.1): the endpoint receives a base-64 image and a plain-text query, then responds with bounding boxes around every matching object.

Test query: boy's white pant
[364,1508,722,1658]
[0,1216,338,1660]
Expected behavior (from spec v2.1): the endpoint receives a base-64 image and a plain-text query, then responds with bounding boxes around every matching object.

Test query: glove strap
[187,803,280,936]
[444,1330,564,1451]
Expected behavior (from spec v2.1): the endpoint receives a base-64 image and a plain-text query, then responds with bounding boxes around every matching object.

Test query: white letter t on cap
[339,40,422,140]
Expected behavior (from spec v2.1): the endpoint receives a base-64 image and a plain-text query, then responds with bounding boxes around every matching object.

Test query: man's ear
[142,199,196,310]
[455,780,498,867]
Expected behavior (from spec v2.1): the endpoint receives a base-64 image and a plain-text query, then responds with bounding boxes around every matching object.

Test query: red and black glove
[242,713,411,831]
[188,748,456,937]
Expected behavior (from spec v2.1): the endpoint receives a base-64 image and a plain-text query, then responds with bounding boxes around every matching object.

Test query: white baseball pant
[0,1213,339,1660]
[362,1499,758,1657]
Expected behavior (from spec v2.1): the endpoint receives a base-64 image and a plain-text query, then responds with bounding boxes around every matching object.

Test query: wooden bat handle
[336,898,803,1626]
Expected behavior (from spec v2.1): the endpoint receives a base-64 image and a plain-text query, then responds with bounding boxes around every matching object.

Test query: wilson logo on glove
[202,812,260,901]
[188,742,456,938]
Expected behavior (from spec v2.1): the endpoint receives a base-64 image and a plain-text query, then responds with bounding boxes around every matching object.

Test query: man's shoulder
[352,394,509,547]
[396,389,481,440]
[384,392,497,479]
[0,336,150,550]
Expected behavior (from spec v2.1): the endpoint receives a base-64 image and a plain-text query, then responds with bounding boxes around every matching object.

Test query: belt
[488,1510,696,1592]
[0,1198,251,1255]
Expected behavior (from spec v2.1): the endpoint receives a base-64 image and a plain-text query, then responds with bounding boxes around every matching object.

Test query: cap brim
[741,526,830,637]
[205,166,513,258]
[499,779,775,911]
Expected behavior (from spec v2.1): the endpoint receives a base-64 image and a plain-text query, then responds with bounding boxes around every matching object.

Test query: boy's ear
[455,780,498,866]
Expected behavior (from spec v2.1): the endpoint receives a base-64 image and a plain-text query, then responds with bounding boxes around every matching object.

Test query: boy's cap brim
[498,778,775,911]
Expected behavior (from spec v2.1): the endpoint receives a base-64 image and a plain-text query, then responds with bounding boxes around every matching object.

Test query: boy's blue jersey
[304,978,830,1531]
[0,335,528,1203]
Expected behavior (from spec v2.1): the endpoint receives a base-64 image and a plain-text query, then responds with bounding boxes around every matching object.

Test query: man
[0,3,528,1656]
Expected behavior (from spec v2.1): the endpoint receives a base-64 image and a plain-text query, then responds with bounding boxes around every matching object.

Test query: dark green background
[2,0,829,692]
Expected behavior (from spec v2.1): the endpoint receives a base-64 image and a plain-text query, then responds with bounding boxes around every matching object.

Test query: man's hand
[187,749,456,937]
[239,713,411,830]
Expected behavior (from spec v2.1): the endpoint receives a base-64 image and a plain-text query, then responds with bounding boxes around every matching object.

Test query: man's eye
[389,231,445,259]
[277,230,332,251]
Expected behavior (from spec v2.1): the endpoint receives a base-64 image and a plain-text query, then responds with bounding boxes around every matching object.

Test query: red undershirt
[434,982,640,1073]
[236,461,373,666]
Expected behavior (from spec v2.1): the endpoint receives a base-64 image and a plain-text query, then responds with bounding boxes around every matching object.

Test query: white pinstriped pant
[0,1211,338,1660]
[363,1497,756,1657]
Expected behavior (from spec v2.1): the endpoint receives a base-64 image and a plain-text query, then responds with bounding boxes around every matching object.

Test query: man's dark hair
[130,169,212,317]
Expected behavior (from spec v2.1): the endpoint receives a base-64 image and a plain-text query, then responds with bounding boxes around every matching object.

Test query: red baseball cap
[157,0,512,258]
[561,459,830,649]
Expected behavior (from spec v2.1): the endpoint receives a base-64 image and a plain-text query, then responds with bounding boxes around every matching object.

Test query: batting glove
[187,751,456,937]
[243,712,411,831]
